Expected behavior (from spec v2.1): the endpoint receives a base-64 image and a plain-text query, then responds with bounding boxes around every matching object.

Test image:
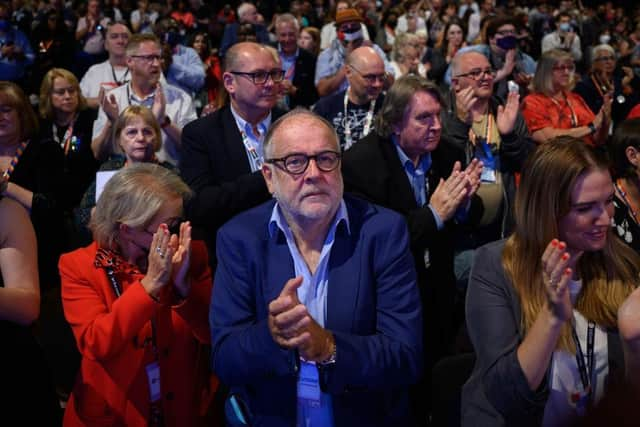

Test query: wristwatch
[319,341,337,366]
[587,122,596,135]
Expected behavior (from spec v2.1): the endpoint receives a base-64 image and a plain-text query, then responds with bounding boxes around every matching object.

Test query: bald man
[313,46,387,151]
[180,42,286,269]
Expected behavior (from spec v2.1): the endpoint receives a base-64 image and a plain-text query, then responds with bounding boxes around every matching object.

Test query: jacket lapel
[222,106,253,175]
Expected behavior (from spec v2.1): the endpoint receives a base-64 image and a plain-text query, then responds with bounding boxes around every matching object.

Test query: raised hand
[462,158,483,198]
[496,90,520,135]
[429,161,470,221]
[170,221,192,298]
[454,86,479,125]
[152,84,166,124]
[541,239,582,323]
[268,277,306,348]
[141,224,175,301]
[101,91,119,122]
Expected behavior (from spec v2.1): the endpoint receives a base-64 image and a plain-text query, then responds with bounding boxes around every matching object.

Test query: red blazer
[60,241,213,427]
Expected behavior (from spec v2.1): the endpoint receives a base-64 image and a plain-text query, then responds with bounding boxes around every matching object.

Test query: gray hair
[90,163,192,249]
[591,43,615,62]
[237,2,255,20]
[263,108,339,158]
[532,48,575,96]
[275,13,300,32]
[375,75,442,138]
[392,32,420,62]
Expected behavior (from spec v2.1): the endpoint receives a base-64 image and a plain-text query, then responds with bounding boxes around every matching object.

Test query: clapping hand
[496,90,520,135]
[170,221,192,299]
[430,161,472,221]
[141,224,175,301]
[541,239,582,323]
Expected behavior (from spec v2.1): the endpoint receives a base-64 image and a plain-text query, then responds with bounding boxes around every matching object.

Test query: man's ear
[222,71,235,94]
[261,164,275,195]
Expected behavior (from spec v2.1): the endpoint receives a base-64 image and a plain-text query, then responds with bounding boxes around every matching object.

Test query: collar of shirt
[127,81,157,107]
[268,199,351,240]
[229,103,271,141]
[392,134,432,176]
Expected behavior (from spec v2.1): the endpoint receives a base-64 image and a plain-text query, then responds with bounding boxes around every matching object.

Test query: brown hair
[0,81,39,141]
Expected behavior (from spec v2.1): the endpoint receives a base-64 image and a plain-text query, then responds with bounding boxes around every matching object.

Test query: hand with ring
[141,223,175,302]
[540,238,583,323]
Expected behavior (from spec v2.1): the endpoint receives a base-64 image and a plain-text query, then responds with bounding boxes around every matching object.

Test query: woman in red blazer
[59,163,214,427]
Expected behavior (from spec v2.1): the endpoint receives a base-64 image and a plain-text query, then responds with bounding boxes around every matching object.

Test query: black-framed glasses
[454,67,496,80]
[593,56,615,62]
[349,64,387,84]
[266,151,341,175]
[229,69,285,85]
[130,54,162,63]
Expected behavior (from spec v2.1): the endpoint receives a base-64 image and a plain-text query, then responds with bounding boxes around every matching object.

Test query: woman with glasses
[462,137,640,426]
[575,44,639,130]
[39,68,100,212]
[60,162,214,427]
[522,49,611,146]
[75,105,176,245]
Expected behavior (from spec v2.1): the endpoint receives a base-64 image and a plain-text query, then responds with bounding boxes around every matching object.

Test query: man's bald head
[345,47,386,104]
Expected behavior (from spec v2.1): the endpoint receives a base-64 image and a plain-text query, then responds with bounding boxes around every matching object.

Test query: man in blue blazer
[210,109,423,426]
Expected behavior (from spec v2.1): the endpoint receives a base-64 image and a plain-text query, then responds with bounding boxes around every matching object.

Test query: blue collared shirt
[230,105,271,172]
[268,200,350,427]
[392,136,444,230]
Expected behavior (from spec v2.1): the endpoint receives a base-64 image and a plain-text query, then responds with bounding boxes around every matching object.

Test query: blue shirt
[0,26,34,81]
[167,44,205,94]
[392,136,444,230]
[230,104,271,172]
[268,200,350,427]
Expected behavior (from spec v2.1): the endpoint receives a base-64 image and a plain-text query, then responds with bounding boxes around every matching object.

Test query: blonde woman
[463,137,640,426]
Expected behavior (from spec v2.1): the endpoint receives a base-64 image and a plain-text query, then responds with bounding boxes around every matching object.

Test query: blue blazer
[210,195,423,426]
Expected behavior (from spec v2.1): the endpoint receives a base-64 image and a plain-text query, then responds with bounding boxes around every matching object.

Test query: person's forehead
[497,24,515,32]
[53,76,74,87]
[135,41,161,54]
[237,48,277,70]
[354,52,385,72]
[276,21,297,34]
[408,91,440,114]
[273,118,337,152]
[460,53,489,70]
[108,24,130,36]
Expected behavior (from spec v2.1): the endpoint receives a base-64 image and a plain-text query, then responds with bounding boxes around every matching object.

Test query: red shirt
[522,91,596,145]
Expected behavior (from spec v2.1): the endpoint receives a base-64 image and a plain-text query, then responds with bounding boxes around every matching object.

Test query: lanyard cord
[571,317,596,400]
[343,88,375,150]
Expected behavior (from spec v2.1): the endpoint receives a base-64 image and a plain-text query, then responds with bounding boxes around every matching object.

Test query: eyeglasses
[454,67,495,80]
[229,69,285,85]
[495,29,516,36]
[266,151,341,175]
[349,65,387,84]
[130,54,162,63]
[594,56,615,62]
[123,127,155,138]
[552,64,575,72]
[52,87,78,96]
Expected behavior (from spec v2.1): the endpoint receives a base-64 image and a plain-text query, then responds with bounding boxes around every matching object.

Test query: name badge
[297,361,321,407]
[481,168,497,183]
[570,387,591,417]
[145,362,162,403]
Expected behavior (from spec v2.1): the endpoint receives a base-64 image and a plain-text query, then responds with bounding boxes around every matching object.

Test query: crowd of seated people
[4,0,640,425]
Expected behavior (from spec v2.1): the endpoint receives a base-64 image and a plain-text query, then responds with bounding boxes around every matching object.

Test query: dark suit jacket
[180,105,282,267]
[210,195,423,427]
[342,132,483,360]
[219,22,270,58]
[289,48,318,108]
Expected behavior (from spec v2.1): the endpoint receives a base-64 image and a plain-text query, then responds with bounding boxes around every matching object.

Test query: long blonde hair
[503,137,640,352]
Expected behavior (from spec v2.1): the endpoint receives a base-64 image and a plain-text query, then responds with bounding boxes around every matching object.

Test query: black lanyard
[571,318,596,399]
[111,63,129,87]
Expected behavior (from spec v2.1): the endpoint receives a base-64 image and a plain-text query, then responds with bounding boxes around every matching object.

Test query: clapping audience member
[60,163,214,427]
[463,138,640,426]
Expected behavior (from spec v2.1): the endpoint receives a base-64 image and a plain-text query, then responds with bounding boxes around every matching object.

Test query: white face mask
[599,34,611,45]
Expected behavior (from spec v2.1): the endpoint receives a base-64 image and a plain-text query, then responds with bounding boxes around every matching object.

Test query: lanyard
[239,127,263,171]
[343,88,375,150]
[615,179,640,224]
[52,114,78,156]
[2,140,28,179]
[571,318,596,399]
[468,113,497,170]
[550,93,578,127]
[101,261,164,426]
[111,63,130,87]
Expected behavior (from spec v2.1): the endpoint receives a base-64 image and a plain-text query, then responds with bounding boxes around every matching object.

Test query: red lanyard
[2,140,28,179]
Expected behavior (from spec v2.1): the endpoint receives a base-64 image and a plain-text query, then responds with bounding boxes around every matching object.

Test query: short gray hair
[591,43,615,62]
[275,13,300,32]
[375,75,442,138]
[263,108,339,158]
[237,2,255,20]
[90,164,192,249]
